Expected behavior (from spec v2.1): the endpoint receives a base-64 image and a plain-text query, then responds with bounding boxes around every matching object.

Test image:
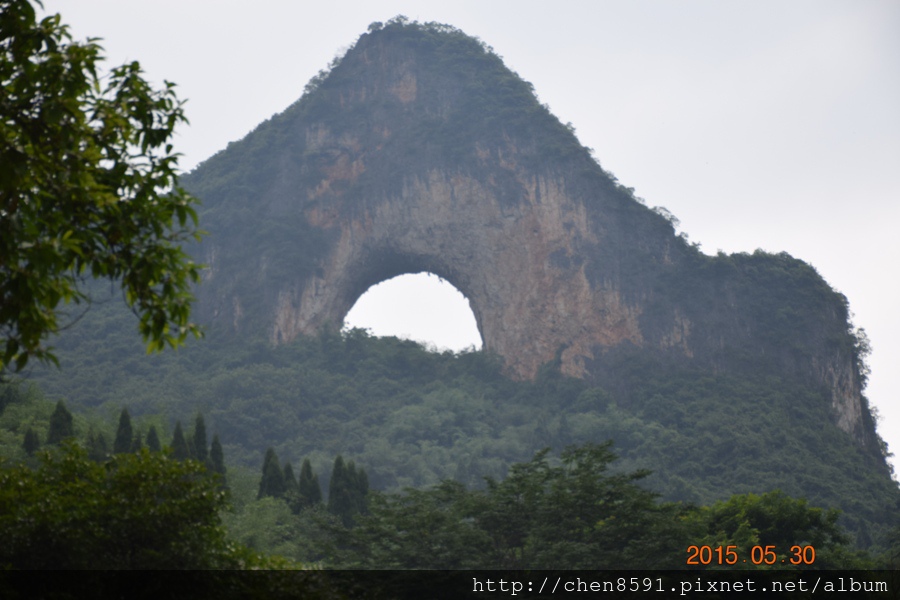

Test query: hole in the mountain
[343,273,482,352]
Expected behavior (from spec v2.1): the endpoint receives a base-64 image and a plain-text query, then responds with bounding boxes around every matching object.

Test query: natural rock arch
[343,273,482,349]
[187,19,876,451]
[266,170,644,380]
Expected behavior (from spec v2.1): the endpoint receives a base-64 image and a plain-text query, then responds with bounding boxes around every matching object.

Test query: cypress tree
[257,447,285,499]
[210,434,227,487]
[22,427,40,456]
[345,460,369,517]
[46,400,74,445]
[328,455,356,526]
[146,425,161,453]
[192,414,208,463]
[171,421,190,460]
[298,458,322,507]
[283,462,299,495]
[283,461,300,512]
[113,408,133,454]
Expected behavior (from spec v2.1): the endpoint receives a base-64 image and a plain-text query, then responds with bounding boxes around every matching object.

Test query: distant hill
[23,17,897,550]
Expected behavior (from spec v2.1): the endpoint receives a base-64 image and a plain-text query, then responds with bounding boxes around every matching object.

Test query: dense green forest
[14,286,900,563]
[1,380,896,570]
[3,9,898,575]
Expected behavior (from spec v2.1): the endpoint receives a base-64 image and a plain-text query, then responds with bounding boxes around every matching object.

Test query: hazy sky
[40,1,900,474]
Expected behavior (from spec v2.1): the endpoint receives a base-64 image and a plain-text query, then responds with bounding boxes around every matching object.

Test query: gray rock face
[185,21,879,454]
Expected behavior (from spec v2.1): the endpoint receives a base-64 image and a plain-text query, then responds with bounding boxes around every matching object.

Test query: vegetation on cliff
[4,13,897,572]
[20,315,899,556]
[1,384,889,569]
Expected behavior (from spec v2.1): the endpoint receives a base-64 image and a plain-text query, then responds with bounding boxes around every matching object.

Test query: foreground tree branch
[0,0,203,372]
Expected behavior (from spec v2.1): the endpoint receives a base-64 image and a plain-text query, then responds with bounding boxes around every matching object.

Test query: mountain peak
[185,19,881,457]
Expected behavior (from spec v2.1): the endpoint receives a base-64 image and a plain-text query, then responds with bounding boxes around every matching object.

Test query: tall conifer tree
[210,434,227,488]
[113,408,133,454]
[282,461,300,511]
[192,414,208,463]
[146,426,162,453]
[46,400,74,445]
[283,462,299,495]
[22,427,39,456]
[257,447,285,499]
[298,458,322,508]
[171,421,190,460]
[328,455,357,525]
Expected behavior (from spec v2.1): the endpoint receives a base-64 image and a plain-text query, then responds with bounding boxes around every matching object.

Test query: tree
[46,399,73,444]
[298,458,322,508]
[170,421,190,460]
[209,433,226,488]
[87,430,108,461]
[129,428,143,452]
[282,461,300,510]
[695,490,866,569]
[0,441,251,569]
[327,455,368,526]
[258,447,285,500]
[145,425,161,453]
[22,426,39,455]
[112,408,133,454]
[0,0,202,372]
[191,413,208,463]
[332,443,694,569]
[283,461,299,495]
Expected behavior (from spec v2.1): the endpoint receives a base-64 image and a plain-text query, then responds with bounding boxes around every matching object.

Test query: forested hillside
[2,369,896,569]
[22,289,899,553]
[5,13,897,572]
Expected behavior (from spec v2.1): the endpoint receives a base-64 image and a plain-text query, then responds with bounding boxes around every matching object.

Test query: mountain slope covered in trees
[17,17,899,559]
[23,301,899,552]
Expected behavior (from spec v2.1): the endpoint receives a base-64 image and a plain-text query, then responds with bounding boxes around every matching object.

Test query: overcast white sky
[40,1,899,474]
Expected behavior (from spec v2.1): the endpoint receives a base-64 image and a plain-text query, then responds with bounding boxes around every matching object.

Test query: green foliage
[283,461,299,498]
[327,456,350,522]
[223,495,303,560]
[222,464,338,564]
[332,443,692,569]
[692,490,874,569]
[86,428,109,461]
[258,447,285,500]
[209,433,226,483]
[192,413,208,463]
[322,444,874,570]
[146,425,162,453]
[223,498,338,566]
[170,421,190,460]
[130,429,143,452]
[327,455,369,527]
[298,458,323,509]
[113,408,133,454]
[21,426,38,455]
[46,400,73,445]
[0,0,203,372]
[333,480,486,569]
[0,442,239,569]
[25,324,900,552]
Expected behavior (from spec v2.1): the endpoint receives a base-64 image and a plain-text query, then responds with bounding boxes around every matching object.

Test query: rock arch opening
[342,273,483,352]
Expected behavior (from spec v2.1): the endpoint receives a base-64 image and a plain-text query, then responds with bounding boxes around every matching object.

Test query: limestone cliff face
[184,20,879,455]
